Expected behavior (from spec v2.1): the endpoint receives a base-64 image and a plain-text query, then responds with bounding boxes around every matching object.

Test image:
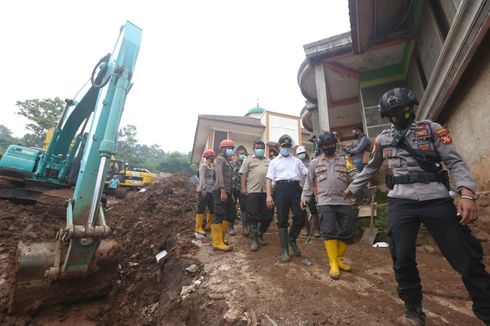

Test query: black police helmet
[278,134,293,147]
[318,132,337,146]
[378,87,419,118]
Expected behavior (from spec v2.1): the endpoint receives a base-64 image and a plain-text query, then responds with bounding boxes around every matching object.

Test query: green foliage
[0,125,16,154]
[16,97,65,147]
[116,124,194,174]
[158,151,196,174]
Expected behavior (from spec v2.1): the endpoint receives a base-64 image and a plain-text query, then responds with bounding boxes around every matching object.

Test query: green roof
[246,106,265,116]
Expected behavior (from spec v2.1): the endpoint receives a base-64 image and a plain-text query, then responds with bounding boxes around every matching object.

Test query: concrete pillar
[314,63,330,132]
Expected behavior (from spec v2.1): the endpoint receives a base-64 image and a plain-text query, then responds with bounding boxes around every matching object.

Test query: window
[213,130,228,153]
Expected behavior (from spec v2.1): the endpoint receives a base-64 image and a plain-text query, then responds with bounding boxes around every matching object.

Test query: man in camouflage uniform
[301,132,358,280]
[212,139,236,252]
[232,145,248,236]
[344,87,490,325]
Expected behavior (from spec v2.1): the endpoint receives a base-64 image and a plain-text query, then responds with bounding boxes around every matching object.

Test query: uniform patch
[435,128,453,144]
[415,128,428,137]
[383,149,393,157]
[418,143,431,151]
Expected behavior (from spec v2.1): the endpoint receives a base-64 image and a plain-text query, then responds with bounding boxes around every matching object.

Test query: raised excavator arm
[9,21,142,313]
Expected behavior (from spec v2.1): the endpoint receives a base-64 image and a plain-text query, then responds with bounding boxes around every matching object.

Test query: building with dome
[191,105,312,164]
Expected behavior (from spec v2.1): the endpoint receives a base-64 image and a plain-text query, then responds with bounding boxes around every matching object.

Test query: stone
[223,308,242,325]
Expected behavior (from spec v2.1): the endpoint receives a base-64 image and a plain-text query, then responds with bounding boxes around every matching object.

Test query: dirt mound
[0,174,210,325]
[96,174,201,325]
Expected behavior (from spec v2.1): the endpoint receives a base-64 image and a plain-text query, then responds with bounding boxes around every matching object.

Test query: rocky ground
[0,174,489,325]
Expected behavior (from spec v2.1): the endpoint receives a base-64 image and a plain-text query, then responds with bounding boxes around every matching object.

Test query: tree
[158,151,196,174]
[0,125,16,154]
[16,97,65,147]
[117,124,139,163]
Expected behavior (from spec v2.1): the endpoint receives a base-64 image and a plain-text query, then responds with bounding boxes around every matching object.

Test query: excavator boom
[8,21,142,313]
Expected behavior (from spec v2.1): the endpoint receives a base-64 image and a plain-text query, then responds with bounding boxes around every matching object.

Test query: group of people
[194,88,490,325]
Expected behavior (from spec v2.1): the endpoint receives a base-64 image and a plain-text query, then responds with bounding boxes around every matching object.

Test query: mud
[0,174,488,325]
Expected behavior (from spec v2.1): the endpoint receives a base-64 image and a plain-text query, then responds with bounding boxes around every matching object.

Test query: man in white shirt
[266,134,308,262]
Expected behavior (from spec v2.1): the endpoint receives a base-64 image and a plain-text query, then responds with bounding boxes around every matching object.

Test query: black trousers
[212,190,236,224]
[196,192,214,214]
[247,193,273,234]
[237,193,247,217]
[274,182,305,229]
[318,205,356,243]
[388,197,490,322]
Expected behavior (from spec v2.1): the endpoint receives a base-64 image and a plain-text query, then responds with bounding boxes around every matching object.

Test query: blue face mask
[239,154,246,161]
[225,148,234,157]
[254,148,265,158]
[297,153,306,160]
[280,147,290,156]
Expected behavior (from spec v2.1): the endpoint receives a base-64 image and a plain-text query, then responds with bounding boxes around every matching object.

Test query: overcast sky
[0,0,350,152]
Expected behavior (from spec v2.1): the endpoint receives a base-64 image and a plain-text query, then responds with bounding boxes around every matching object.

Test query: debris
[191,239,202,247]
[180,276,204,300]
[303,258,312,266]
[372,242,389,248]
[138,188,147,193]
[185,264,199,274]
[223,307,242,325]
[155,250,168,263]
[264,313,279,326]
[129,262,140,267]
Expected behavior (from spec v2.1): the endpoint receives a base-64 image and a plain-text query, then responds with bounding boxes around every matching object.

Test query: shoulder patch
[435,128,453,145]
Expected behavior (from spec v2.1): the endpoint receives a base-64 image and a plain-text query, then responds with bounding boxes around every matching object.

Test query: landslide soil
[0,175,489,325]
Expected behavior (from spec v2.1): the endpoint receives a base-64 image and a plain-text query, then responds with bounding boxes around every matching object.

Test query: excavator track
[0,176,72,219]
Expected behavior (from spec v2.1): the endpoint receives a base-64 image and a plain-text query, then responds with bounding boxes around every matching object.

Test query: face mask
[239,154,246,161]
[297,153,306,160]
[254,149,265,158]
[280,148,290,156]
[225,148,234,157]
[322,147,336,156]
[390,108,415,130]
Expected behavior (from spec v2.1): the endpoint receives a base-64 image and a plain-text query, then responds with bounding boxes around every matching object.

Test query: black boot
[250,223,259,251]
[258,233,268,246]
[396,302,426,326]
[288,226,301,257]
[278,228,290,262]
[242,212,250,237]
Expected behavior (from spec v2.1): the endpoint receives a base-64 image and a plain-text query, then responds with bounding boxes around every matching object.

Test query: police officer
[212,139,236,252]
[343,88,490,325]
[266,134,308,262]
[240,140,273,251]
[195,149,215,235]
[296,145,321,238]
[302,132,357,280]
[345,126,372,205]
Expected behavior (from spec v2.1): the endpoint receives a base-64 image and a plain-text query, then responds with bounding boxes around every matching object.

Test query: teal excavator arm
[53,21,142,279]
[11,21,142,312]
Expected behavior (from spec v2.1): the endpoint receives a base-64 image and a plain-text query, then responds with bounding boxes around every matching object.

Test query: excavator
[0,21,142,313]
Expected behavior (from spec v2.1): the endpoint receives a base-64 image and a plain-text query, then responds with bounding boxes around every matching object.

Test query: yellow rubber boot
[324,240,340,280]
[206,213,214,232]
[337,241,352,272]
[195,213,206,235]
[211,224,233,252]
[222,220,231,245]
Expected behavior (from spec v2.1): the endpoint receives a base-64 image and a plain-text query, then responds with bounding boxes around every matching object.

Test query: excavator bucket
[9,239,119,314]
